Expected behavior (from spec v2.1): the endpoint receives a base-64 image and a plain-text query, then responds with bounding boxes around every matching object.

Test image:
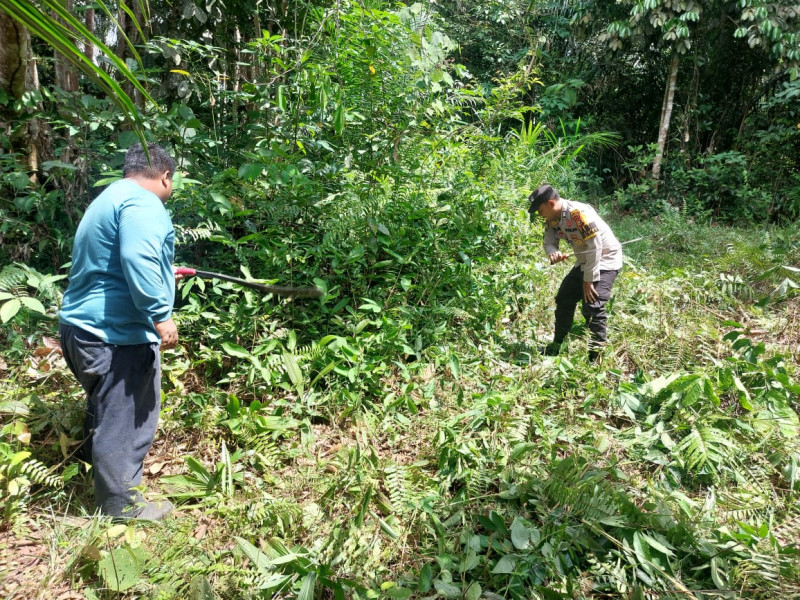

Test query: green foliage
[161,441,245,502]
[3,1,800,598]
[0,0,153,142]
[0,263,63,323]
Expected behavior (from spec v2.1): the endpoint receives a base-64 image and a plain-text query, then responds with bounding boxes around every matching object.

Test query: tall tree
[0,12,47,177]
[0,0,158,147]
[575,0,800,183]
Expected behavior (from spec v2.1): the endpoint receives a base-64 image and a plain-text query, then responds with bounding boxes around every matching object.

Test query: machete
[174,267,323,299]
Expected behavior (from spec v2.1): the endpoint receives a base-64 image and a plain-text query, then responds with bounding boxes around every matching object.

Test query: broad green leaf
[276,85,286,111]
[354,486,372,528]
[491,554,516,574]
[417,564,433,592]
[185,456,212,481]
[375,513,400,539]
[238,163,263,180]
[210,192,232,213]
[257,574,292,591]
[98,546,145,592]
[458,550,480,572]
[465,582,482,600]
[41,160,78,171]
[536,586,569,600]
[0,400,30,415]
[222,342,250,358]
[4,172,30,190]
[641,532,676,557]
[310,361,336,386]
[282,352,304,390]
[234,537,273,574]
[333,104,346,134]
[189,575,217,600]
[62,463,80,482]
[1,299,21,323]
[10,451,31,468]
[710,556,729,589]
[510,442,536,460]
[433,580,461,598]
[734,376,753,410]
[632,532,653,566]
[448,355,460,378]
[385,587,413,599]
[94,175,123,187]
[298,571,317,600]
[19,297,46,314]
[703,377,720,406]
[510,517,530,550]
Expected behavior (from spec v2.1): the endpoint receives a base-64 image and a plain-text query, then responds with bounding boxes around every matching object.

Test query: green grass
[1,214,799,599]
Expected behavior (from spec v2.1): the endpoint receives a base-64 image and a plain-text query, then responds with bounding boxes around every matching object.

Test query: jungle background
[1,0,800,598]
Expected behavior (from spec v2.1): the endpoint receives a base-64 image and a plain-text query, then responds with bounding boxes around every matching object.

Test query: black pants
[60,322,161,517]
[553,266,618,352]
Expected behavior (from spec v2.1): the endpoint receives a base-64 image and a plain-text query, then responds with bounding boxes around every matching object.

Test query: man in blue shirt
[60,143,178,520]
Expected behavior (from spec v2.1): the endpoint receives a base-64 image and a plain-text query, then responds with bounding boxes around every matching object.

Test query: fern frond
[383,465,411,514]
[734,550,783,586]
[439,305,472,322]
[674,425,737,477]
[505,412,531,444]
[246,433,282,469]
[467,469,494,499]
[21,458,62,489]
[0,264,28,292]
[173,220,222,245]
[718,489,775,524]
[542,457,640,528]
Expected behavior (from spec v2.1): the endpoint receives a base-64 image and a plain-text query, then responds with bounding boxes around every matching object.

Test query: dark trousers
[59,322,161,517]
[553,266,618,352]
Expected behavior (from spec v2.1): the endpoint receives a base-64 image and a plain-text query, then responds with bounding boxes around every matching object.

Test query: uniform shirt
[60,179,175,345]
[543,199,622,283]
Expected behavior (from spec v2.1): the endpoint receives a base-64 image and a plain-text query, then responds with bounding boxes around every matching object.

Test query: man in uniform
[529,184,622,361]
[59,143,178,520]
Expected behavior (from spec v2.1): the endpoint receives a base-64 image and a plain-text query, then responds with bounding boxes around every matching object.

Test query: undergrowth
[2,2,799,595]
[2,212,799,600]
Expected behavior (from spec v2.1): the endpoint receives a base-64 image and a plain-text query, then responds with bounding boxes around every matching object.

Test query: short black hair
[123,143,175,179]
[528,184,560,211]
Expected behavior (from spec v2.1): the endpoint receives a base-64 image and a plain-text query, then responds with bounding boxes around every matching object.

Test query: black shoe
[541,342,561,357]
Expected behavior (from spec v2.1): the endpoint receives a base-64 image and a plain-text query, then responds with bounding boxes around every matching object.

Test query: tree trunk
[54,0,79,92]
[0,13,48,179]
[0,12,29,101]
[84,8,96,64]
[652,52,680,183]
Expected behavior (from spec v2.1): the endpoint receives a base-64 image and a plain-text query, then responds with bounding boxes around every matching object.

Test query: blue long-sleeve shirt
[60,179,175,345]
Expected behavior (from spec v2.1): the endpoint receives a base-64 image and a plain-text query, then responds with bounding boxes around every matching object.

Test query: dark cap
[528,184,560,211]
